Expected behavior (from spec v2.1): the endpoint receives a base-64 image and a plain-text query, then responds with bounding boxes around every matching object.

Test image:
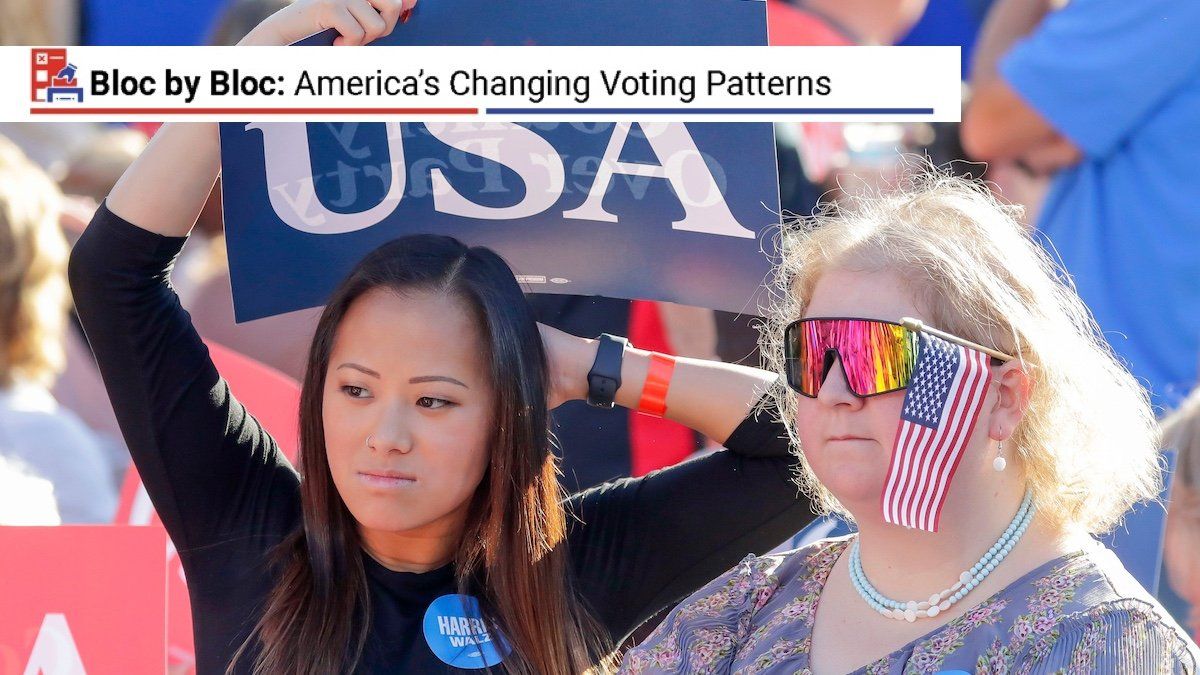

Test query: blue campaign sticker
[422,594,511,669]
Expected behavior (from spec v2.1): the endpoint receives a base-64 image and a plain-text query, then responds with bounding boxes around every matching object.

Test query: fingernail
[401,9,412,23]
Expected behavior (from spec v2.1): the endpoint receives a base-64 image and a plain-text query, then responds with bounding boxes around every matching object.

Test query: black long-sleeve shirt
[68,202,814,674]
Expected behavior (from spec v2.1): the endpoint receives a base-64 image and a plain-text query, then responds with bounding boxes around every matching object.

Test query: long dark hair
[230,235,612,673]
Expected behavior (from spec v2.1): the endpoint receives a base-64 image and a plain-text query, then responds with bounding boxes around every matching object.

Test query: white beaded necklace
[849,490,1035,622]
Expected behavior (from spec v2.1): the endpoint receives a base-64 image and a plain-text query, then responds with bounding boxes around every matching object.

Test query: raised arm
[960,0,1075,164]
[541,323,776,444]
[67,0,412,560]
[543,327,812,639]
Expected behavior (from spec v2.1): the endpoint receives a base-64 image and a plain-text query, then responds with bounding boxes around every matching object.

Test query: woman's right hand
[238,0,416,47]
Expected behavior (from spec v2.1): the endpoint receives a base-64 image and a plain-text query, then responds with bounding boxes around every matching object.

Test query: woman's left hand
[239,0,414,47]
[538,323,594,409]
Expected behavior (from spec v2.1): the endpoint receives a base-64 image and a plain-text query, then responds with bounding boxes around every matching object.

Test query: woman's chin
[810,463,885,511]
[827,484,884,513]
[348,504,433,535]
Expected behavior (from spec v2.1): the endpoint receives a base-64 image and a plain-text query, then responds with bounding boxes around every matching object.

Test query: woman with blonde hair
[621,170,1199,673]
[0,137,117,523]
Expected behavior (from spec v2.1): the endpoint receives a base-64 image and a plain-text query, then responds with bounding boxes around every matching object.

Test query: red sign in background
[0,526,167,675]
[113,340,301,672]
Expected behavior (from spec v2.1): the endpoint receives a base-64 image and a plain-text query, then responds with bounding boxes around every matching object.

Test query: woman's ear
[988,360,1032,442]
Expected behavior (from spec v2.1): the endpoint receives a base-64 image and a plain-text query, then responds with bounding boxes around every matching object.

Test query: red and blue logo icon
[31,49,84,103]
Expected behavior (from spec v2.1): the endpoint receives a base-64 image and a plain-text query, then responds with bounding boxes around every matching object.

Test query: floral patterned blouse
[620,535,1199,674]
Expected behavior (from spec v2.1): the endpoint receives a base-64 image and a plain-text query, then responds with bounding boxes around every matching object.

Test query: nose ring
[366,434,375,450]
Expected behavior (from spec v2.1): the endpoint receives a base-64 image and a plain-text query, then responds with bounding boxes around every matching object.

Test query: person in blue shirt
[962,0,1200,408]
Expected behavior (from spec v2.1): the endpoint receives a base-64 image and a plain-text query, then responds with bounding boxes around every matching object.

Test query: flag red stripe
[881,413,913,523]
[884,419,919,522]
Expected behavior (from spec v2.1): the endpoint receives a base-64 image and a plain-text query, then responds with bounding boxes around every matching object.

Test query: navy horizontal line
[487,107,934,115]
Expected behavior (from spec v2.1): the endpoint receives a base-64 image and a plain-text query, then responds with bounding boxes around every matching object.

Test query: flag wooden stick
[900,317,1015,362]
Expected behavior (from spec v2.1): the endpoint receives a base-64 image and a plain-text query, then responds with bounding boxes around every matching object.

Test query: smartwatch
[586,334,628,408]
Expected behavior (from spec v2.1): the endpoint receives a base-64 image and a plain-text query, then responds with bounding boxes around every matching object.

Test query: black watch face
[588,336,624,407]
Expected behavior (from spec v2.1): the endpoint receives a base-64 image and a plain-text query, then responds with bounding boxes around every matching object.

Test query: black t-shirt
[68,203,814,674]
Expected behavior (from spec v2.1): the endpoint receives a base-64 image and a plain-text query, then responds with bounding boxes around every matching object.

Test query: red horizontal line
[30,107,478,115]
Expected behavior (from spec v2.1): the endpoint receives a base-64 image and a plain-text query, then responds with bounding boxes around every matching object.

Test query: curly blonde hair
[761,168,1162,535]
[0,137,69,389]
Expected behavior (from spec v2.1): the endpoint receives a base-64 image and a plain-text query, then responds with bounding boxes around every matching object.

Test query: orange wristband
[637,353,676,417]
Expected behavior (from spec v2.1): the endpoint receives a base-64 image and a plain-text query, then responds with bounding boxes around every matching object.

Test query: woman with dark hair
[66,1,814,673]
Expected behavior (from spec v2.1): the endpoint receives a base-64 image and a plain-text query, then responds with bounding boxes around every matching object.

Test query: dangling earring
[993,439,1007,472]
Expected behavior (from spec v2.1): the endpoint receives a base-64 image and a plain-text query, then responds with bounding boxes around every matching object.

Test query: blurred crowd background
[1,0,1197,670]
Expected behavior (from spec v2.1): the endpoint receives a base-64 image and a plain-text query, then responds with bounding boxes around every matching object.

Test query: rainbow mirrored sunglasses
[783,317,1015,398]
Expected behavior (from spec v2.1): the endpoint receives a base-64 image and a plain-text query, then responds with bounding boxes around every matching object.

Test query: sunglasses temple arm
[900,317,1015,362]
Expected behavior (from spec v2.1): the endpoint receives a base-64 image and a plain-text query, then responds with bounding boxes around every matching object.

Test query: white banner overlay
[4,46,960,122]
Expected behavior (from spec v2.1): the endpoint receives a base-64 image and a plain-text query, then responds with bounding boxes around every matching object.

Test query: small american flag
[881,331,993,532]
